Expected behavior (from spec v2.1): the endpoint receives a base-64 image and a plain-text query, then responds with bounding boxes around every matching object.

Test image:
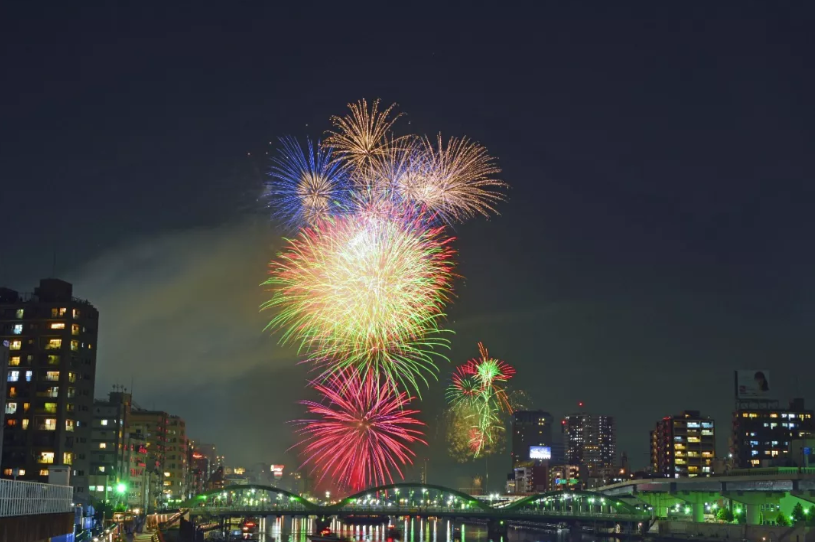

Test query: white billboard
[529,446,551,460]
[735,370,772,399]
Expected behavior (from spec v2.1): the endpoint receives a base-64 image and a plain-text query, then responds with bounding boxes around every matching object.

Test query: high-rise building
[190,447,209,496]
[88,391,133,500]
[1,340,9,455]
[0,279,99,496]
[511,410,555,466]
[732,399,814,468]
[564,410,615,473]
[166,415,188,501]
[128,410,168,509]
[650,410,715,478]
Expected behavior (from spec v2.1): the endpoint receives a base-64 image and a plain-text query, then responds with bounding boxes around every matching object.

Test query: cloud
[68,219,295,395]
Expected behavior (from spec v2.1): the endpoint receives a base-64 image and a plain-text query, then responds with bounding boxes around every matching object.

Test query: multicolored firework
[262,99,509,491]
[446,342,515,459]
[295,370,426,491]
[262,206,456,393]
[266,137,348,228]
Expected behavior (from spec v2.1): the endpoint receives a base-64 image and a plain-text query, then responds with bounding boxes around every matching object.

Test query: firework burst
[263,206,456,393]
[266,137,349,228]
[445,342,515,458]
[295,370,426,491]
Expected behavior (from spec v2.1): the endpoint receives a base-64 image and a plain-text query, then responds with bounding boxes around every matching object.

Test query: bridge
[597,467,815,525]
[185,482,650,534]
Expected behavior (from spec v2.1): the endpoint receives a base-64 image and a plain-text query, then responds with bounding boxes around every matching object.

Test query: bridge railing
[0,479,74,517]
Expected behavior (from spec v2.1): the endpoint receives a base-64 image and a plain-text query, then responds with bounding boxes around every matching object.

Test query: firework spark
[266,137,349,228]
[390,135,506,223]
[295,371,426,491]
[326,99,402,183]
[263,206,456,393]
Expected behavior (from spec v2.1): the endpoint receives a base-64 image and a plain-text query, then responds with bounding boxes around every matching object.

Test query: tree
[717,508,735,522]
[776,512,789,527]
[807,506,815,526]
[791,503,806,523]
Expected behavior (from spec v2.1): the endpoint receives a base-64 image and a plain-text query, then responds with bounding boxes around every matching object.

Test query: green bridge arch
[185,484,319,511]
[507,490,642,515]
[331,482,490,511]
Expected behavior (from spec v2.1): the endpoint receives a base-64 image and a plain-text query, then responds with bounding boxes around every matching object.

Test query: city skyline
[2,3,814,491]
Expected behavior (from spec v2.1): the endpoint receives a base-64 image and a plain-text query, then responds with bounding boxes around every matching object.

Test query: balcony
[0,479,73,517]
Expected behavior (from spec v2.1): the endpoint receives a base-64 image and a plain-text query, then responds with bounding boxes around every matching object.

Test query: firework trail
[262,205,456,394]
[295,370,426,491]
[266,136,349,228]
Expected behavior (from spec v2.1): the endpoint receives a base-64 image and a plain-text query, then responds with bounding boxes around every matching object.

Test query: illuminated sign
[529,446,551,460]
[805,447,812,456]
[271,464,284,478]
[735,370,773,399]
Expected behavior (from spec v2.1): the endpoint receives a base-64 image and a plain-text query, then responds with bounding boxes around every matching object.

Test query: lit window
[25,371,32,382]
[9,356,20,366]
[45,355,60,366]
[67,387,75,398]
[18,469,25,476]
[43,418,57,431]
[12,324,23,334]
[52,308,67,317]
[65,419,75,432]
[7,387,16,398]
[7,371,19,382]
[44,403,57,413]
[9,340,21,350]
[71,324,80,336]
[101,420,108,426]
[22,419,29,430]
[66,404,74,413]
[72,308,80,319]
[39,452,55,464]
[46,339,62,350]
[770,413,778,418]
[688,437,701,443]
[88,343,93,349]
[99,443,107,449]
[23,403,29,412]
[2,469,10,476]
[40,469,49,476]
[15,309,23,319]
[45,371,60,381]
[68,373,76,383]
[63,453,73,465]
[98,466,105,473]
[70,340,79,351]
[6,419,17,427]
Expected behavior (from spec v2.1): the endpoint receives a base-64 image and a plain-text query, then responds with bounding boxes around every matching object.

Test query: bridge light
[116,483,127,494]
[684,507,691,515]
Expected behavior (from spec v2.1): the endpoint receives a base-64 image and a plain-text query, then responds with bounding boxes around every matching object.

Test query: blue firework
[266,137,349,228]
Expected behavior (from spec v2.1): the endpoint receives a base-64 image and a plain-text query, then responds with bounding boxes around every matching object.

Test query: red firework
[295,370,426,491]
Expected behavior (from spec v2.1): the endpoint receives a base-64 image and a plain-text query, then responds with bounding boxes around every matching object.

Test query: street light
[116,483,127,495]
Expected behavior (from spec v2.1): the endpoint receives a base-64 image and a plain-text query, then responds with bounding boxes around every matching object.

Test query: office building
[732,398,814,468]
[128,409,168,509]
[166,415,189,501]
[564,411,615,473]
[511,410,555,466]
[650,410,715,478]
[1,279,99,495]
[88,391,132,499]
[190,447,209,496]
[192,442,217,480]
[548,464,580,491]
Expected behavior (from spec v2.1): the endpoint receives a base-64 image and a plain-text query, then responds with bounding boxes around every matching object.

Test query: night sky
[2,3,814,487]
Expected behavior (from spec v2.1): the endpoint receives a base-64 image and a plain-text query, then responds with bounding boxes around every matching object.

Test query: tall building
[190,447,209,496]
[0,279,99,496]
[564,410,615,473]
[732,398,814,468]
[128,410,168,510]
[650,410,715,478]
[511,410,555,466]
[88,391,132,500]
[166,415,188,501]
[1,340,9,454]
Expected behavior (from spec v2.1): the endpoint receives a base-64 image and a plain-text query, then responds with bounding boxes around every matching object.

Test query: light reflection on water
[214,516,626,542]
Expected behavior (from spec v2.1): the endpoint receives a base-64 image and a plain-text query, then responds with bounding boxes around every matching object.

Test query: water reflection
[207,516,628,542]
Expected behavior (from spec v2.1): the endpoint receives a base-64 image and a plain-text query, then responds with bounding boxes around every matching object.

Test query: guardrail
[0,479,74,517]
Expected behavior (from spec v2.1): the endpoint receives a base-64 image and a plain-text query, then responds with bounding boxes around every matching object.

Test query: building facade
[732,399,814,468]
[88,391,132,501]
[1,340,8,454]
[650,410,715,478]
[511,410,555,466]
[564,412,615,473]
[128,410,168,510]
[166,415,188,502]
[0,279,99,496]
